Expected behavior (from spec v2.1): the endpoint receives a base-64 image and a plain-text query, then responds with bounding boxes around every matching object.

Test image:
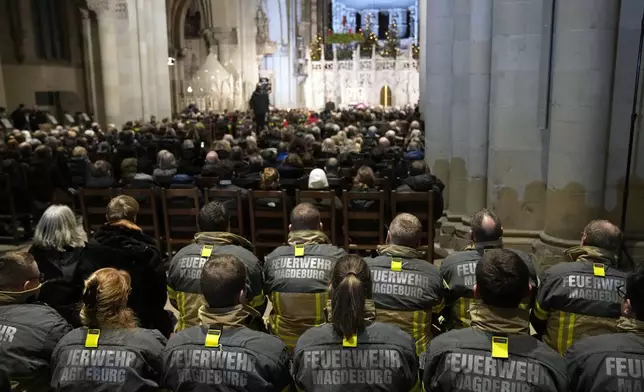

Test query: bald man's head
[582,220,621,252]
[206,151,219,163]
[379,137,390,148]
[471,209,503,243]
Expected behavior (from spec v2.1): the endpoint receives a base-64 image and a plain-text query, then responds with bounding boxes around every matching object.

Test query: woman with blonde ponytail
[293,255,419,391]
[50,268,166,392]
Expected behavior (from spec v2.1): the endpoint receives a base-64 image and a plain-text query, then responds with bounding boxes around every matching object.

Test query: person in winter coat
[85,160,115,189]
[81,195,173,337]
[67,146,90,188]
[395,160,445,223]
[29,205,93,327]
[50,268,166,392]
[293,254,419,391]
[0,252,72,392]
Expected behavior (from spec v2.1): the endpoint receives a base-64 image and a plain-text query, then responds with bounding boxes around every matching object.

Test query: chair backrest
[205,188,244,236]
[116,187,161,246]
[249,190,288,252]
[296,190,337,244]
[194,175,218,189]
[391,190,435,261]
[342,189,385,251]
[79,188,115,234]
[161,188,200,255]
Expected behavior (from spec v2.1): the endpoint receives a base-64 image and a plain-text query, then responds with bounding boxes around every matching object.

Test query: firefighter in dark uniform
[532,220,627,354]
[424,249,568,392]
[440,209,538,330]
[365,213,443,360]
[50,268,166,391]
[264,203,346,350]
[168,201,264,332]
[293,254,419,392]
[162,254,291,392]
[0,252,72,392]
[566,264,644,392]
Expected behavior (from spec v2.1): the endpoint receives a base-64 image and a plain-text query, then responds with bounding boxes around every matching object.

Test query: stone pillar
[88,0,123,126]
[80,9,98,116]
[418,0,427,120]
[135,0,153,120]
[424,0,453,212]
[464,0,492,218]
[151,0,172,119]
[446,0,471,231]
[539,0,620,251]
[487,0,547,250]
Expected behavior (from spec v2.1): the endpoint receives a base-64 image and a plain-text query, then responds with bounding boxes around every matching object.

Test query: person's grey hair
[388,213,422,248]
[321,138,336,153]
[183,139,194,149]
[157,150,177,170]
[33,205,87,251]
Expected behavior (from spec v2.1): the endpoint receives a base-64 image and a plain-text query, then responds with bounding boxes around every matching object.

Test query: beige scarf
[469,303,530,335]
[288,230,331,245]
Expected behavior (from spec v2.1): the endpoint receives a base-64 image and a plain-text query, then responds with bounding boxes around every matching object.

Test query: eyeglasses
[29,273,44,283]
[617,284,627,300]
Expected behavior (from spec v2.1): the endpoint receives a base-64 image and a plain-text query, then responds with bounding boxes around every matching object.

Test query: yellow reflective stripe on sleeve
[442,279,450,290]
[566,313,576,353]
[409,376,422,392]
[249,291,265,308]
[272,292,282,336]
[534,301,548,320]
[315,293,323,325]
[176,292,185,331]
[432,301,444,314]
[459,298,466,323]
[556,311,566,354]
[167,285,177,300]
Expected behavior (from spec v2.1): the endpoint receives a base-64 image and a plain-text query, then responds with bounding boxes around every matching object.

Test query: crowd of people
[0,105,641,392]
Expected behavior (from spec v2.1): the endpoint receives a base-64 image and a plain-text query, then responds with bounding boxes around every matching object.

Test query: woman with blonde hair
[50,268,166,391]
[29,205,90,326]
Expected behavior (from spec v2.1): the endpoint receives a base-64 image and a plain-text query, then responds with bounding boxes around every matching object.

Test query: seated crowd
[0,108,640,392]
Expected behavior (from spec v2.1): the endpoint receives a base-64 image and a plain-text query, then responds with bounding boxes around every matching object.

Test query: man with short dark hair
[162,254,290,391]
[424,249,568,392]
[395,159,445,223]
[439,208,539,330]
[264,203,346,350]
[0,252,71,392]
[83,195,171,337]
[566,264,644,392]
[365,213,443,360]
[167,201,264,332]
[532,220,627,354]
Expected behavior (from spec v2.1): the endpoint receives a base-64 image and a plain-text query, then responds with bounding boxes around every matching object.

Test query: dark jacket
[348,188,379,212]
[0,288,72,392]
[423,304,568,392]
[85,174,114,189]
[440,241,539,330]
[264,231,346,349]
[566,317,644,392]
[67,156,90,188]
[162,305,290,392]
[395,173,445,221]
[250,90,270,115]
[293,319,418,391]
[50,327,166,392]
[82,221,172,337]
[167,232,264,332]
[532,246,627,354]
[28,245,94,327]
[366,244,444,358]
[153,169,193,187]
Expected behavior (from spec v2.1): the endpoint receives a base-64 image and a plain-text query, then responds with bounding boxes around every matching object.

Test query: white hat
[308,168,329,190]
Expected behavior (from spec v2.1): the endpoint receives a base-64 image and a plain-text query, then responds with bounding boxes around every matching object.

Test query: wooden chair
[0,174,25,243]
[194,175,218,189]
[391,190,435,261]
[161,188,200,255]
[79,188,116,234]
[205,189,244,236]
[296,190,337,244]
[342,190,386,251]
[249,190,289,252]
[116,188,162,247]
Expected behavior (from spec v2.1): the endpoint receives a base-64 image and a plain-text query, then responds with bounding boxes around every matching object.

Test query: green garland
[326,33,365,45]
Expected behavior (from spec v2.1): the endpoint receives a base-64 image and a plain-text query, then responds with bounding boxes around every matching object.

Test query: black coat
[396,173,445,221]
[82,224,173,337]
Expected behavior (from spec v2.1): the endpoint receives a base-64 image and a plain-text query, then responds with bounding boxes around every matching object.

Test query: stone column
[539,0,620,250]
[80,9,98,116]
[464,0,492,218]
[445,0,471,232]
[487,0,547,251]
[151,0,172,119]
[424,0,454,211]
[418,0,427,120]
[88,0,123,126]
[135,0,153,120]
